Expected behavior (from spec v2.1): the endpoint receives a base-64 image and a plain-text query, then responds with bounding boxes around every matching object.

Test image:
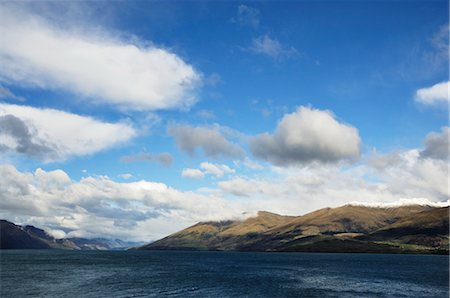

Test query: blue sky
[0,1,448,241]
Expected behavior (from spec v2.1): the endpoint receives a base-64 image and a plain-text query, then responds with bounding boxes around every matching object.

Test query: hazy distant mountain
[0,220,141,250]
[68,237,143,250]
[138,205,449,254]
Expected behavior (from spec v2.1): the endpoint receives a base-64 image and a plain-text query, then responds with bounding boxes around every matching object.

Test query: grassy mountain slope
[139,211,295,250]
[139,205,449,254]
[357,207,449,250]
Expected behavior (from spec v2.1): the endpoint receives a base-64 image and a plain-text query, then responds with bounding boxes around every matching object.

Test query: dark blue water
[0,250,448,297]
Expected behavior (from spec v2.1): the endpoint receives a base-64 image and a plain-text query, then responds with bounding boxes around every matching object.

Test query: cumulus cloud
[250,106,361,166]
[415,81,449,106]
[420,127,449,160]
[250,35,298,60]
[120,152,173,166]
[218,146,448,215]
[231,5,260,28]
[0,164,245,241]
[0,103,135,162]
[370,149,448,201]
[168,124,245,159]
[1,127,447,240]
[181,168,205,179]
[0,5,201,111]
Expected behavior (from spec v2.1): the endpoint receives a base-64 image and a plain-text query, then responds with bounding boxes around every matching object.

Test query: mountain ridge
[138,204,449,254]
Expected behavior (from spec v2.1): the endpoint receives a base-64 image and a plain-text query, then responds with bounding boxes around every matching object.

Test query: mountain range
[137,204,449,254]
[0,220,142,250]
[2,204,448,254]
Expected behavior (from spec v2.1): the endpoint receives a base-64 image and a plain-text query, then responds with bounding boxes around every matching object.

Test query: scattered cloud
[120,152,173,166]
[231,5,260,28]
[249,35,298,60]
[420,126,449,160]
[415,81,449,106]
[205,73,222,86]
[196,109,216,120]
[250,106,361,166]
[200,162,234,177]
[0,103,135,162]
[0,5,201,111]
[118,173,133,180]
[181,168,205,179]
[235,157,264,170]
[182,162,234,179]
[168,124,245,159]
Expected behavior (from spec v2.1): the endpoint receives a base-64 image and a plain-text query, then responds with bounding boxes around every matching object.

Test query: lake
[1,250,448,297]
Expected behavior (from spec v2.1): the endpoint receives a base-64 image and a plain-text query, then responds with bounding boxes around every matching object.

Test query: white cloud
[348,198,449,208]
[0,5,201,111]
[250,106,361,166]
[250,35,298,60]
[181,162,234,179]
[218,152,448,216]
[415,81,449,106]
[46,229,67,239]
[118,173,133,180]
[168,124,245,159]
[200,162,235,177]
[0,164,245,241]
[0,103,135,161]
[1,127,447,240]
[181,168,205,179]
[370,149,448,201]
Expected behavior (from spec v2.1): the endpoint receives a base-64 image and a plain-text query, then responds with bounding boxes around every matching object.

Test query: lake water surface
[1,250,448,297]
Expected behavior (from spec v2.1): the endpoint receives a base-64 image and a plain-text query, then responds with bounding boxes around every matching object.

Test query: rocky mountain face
[138,205,449,254]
